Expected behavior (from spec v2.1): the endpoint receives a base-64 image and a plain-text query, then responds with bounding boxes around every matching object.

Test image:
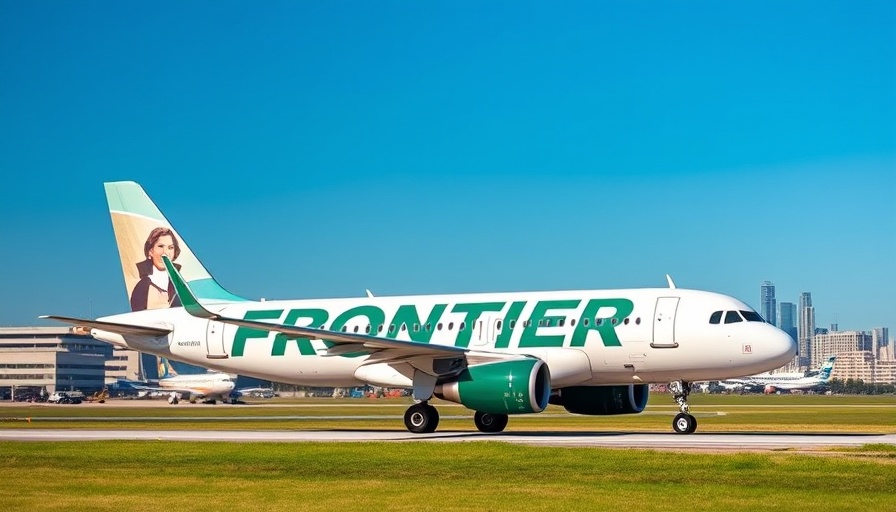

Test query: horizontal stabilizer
[40,315,172,337]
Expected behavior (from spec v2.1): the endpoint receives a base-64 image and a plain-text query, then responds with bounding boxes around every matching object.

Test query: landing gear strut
[473,411,508,433]
[669,380,697,434]
[404,402,439,433]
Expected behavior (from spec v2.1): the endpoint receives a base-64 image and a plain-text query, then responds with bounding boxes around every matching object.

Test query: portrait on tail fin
[130,227,183,311]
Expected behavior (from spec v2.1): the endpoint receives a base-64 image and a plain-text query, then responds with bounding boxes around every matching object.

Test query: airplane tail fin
[819,356,836,381]
[104,181,248,312]
[158,357,178,379]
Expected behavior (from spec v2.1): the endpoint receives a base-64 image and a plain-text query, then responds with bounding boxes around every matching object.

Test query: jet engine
[435,358,551,414]
[550,384,649,415]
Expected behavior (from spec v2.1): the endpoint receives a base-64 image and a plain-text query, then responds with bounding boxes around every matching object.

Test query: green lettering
[327,305,386,358]
[330,305,386,333]
[519,300,580,348]
[570,298,634,347]
[272,308,329,356]
[451,302,505,348]
[495,301,526,349]
[232,309,283,357]
[388,304,447,343]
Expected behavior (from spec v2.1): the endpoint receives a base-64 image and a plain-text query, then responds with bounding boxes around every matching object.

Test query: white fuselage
[158,373,235,398]
[88,287,796,390]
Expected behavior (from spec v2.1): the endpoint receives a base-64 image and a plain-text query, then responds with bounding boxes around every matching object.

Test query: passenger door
[206,320,229,359]
[651,297,679,348]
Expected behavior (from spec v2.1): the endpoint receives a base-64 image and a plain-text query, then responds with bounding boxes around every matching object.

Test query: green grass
[1,394,894,511]
[1,441,895,512]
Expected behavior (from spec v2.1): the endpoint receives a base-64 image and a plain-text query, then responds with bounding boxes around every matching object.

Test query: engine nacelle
[435,358,551,414]
[550,384,649,415]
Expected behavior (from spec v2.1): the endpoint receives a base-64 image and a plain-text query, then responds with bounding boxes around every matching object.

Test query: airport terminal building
[0,327,113,399]
[0,327,271,399]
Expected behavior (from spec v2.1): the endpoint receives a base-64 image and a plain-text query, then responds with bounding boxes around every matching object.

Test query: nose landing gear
[669,380,697,434]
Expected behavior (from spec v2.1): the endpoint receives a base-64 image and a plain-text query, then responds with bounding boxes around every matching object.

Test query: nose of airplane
[765,324,797,367]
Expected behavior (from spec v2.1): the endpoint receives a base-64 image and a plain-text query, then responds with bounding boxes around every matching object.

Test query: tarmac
[2,428,895,451]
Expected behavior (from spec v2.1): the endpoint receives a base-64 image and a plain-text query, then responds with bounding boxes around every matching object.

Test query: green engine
[435,358,551,414]
[550,384,649,415]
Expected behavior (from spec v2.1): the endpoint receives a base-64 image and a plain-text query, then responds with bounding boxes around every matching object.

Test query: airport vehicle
[47,391,83,404]
[85,388,109,403]
[44,181,796,434]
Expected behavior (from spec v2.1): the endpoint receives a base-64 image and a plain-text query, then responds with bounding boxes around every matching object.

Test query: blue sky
[1,2,894,333]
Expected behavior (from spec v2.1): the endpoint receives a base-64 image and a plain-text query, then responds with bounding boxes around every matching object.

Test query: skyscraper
[779,301,797,341]
[872,327,890,360]
[798,292,815,369]
[760,281,776,326]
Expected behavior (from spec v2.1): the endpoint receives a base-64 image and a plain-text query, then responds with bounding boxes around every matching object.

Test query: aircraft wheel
[473,412,509,433]
[673,413,697,434]
[404,403,439,434]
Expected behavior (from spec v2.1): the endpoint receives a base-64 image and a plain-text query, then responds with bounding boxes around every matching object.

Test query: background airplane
[715,355,837,393]
[129,358,237,404]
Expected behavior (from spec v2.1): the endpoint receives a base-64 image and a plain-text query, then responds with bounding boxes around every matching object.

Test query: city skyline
[2,3,894,331]
[762,283,890,340]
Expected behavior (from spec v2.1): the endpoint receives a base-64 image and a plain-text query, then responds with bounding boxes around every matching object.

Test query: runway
[2,428,895,451]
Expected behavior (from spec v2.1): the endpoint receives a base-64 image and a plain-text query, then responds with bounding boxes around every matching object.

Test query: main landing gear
[404,402,439,433]
[473,411,508,433]
[402,403,511,434]
[669,380,697,434]
[402,369,510,434]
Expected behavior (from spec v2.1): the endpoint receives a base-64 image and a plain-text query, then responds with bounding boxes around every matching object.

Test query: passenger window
[460,322,466,331]
[448,322,454,330]
[496,320,502,331]
[413,323,420,332]
[570,319,576,327]
[635,317,641,325]
[709,311,722,324]
[389,324,396,334]
[437,323,443,331]
[623,318,629,325]
[724,311,743,324]
[365,325,370,334]
[559,319,565,327]
[509,320,516,328]
[740,310,764,322]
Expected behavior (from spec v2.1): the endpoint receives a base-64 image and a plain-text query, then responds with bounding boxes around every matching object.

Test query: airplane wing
[39,315,172,337]
[162,255,526,371]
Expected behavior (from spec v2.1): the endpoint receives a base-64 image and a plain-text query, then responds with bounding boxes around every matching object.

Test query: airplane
[43,181,796,434]
[130,357,237,404]
[743,355,837,393]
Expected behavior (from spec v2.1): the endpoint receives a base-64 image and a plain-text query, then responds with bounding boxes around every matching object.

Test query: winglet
[366,289,375,298]
[666,274,676,289]
[163,255,217,319]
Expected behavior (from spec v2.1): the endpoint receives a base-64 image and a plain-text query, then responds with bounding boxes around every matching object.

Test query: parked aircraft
[44,181,796,434]
[748,355,836,392]
[132,358,237,404]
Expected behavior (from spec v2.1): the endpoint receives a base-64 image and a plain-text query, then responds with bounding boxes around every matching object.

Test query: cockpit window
[724,311,743,324]
[740,310,764,322]
[709,311,722,324]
